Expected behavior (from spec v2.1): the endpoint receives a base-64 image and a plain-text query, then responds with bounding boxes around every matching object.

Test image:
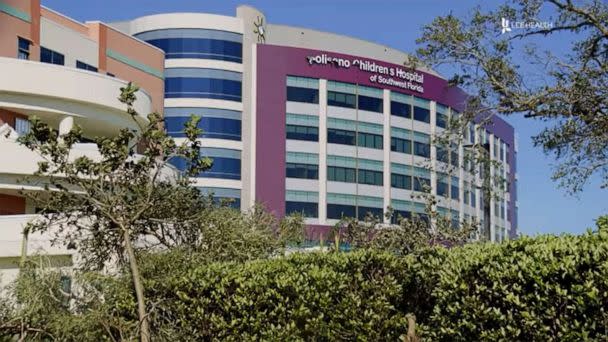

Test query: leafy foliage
[3,217,607,340]
[415,0,608,193]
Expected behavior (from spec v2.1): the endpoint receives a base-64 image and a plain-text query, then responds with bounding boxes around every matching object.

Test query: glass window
[437,179,449,197]
[165,77,241,101]
[391,173,412,190]
[170,153,241,180]
[17,37,30,60]
[106,72,115,77]
[358,95,383,113]
[328,166,357,183]
[390,101,411,119]
[165,116,241,140]
[286,125,318,141]
[357,169,383,186]
[327,204,356,219]
[76,60,98,72]
[413,106,430,123]
[40,47,64,65]
[146,38,242,62]
[436,113,448,128]
[391,137,412,154]
[413,177,431,192]
[391,210,411,224]
[287,86,319,103]
[358,206,383,220]
[437,146,449,164]
[328,128,356,145]
[15,118,30,135]
[286,163,319,179]
[451,183,459,200]
[471,190,476,207]
[286,201,318,218]
[327,91,356,108]
[414,141,430,158]
[357,132,383,149]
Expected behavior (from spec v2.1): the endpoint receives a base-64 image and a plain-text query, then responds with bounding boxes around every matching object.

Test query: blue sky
[41,0,607,235]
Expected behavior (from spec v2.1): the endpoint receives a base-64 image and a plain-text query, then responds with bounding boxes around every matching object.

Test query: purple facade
[255,44,516,237]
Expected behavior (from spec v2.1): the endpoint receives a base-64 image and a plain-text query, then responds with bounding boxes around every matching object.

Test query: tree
[18,83,211,342]
[415,0,608,193]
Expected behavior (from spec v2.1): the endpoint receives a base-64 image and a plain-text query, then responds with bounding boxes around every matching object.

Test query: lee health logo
[501,18,512,34]
[500,17,553,34]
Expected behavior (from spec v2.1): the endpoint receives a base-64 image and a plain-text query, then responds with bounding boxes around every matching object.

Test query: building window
[357,206,383,220]
[391,137,412,154]
[146,38,242,63]
[286,163,319,179]
[390,101,411,119]
[358,95,383,113]
[165,116,241,140]
[328,128,356,145]
[165,77,241,101]
[327,204,356,219]
[357,169,383,186]
[76,60,98,72]
[327,91,356,108]
[413,106,430,123]
[327,166,356,183]
[286,124,318,141]
[357,132,383,149]
[40,47,65,65]
[285,201,318,218]
[391,173,412,190]
[391,210,411,224]
[413,176,431,192]
[107,72,115,77]
[437,179,449,197]
[436,113,448,128]
[170,148,241,180]
[286,86,319,103]
[451,183,460,200]
[15,118,30,135]
[17,37,30,60]
[414,141,430,158]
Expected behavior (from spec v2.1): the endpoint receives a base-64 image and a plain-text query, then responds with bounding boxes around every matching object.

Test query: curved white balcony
[0,57,151,137]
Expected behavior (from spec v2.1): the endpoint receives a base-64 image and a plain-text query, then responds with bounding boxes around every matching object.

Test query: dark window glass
[437,179,449,197]
[327,166,356,183]
[391,137,412,154]
[391,210,411,224]
[107,72,115,77]
[358,95,383,113]
[165,77,241,101]
[327,204,356,219]
[358,206,384,220]
[390,101,411,118]
[287,86,319,103]
[146,38,242,62]
[169,156,241,180]
[413,106,430,123]
[391,173,412,190]
[286,125,318,141]
[437,146,449,164]
[357,132,383,149]
[451,151,459,167]
[413,177,431,192]
[286,163,319,179]
[165,117,241,140]
[471,191,476,207]
[76,60,98,72]
[40,47,64,65]
[286,201,318,218]
[414,141,430,158]
[17,37,30,60]
[357,169,383,186]
[327,91,356,108]
[451,184,459,200]
[214,197,241,209]
[436,113,448,128]
[328,128,356,145]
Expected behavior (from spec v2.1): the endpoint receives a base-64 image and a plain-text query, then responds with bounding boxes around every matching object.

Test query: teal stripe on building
[106,49,164,79]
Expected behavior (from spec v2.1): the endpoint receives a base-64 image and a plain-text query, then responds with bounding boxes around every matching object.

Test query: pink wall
[0,12,32,59]
[0,194,25,215]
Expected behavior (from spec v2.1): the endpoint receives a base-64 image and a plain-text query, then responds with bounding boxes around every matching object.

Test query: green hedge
[139,217,608,341]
